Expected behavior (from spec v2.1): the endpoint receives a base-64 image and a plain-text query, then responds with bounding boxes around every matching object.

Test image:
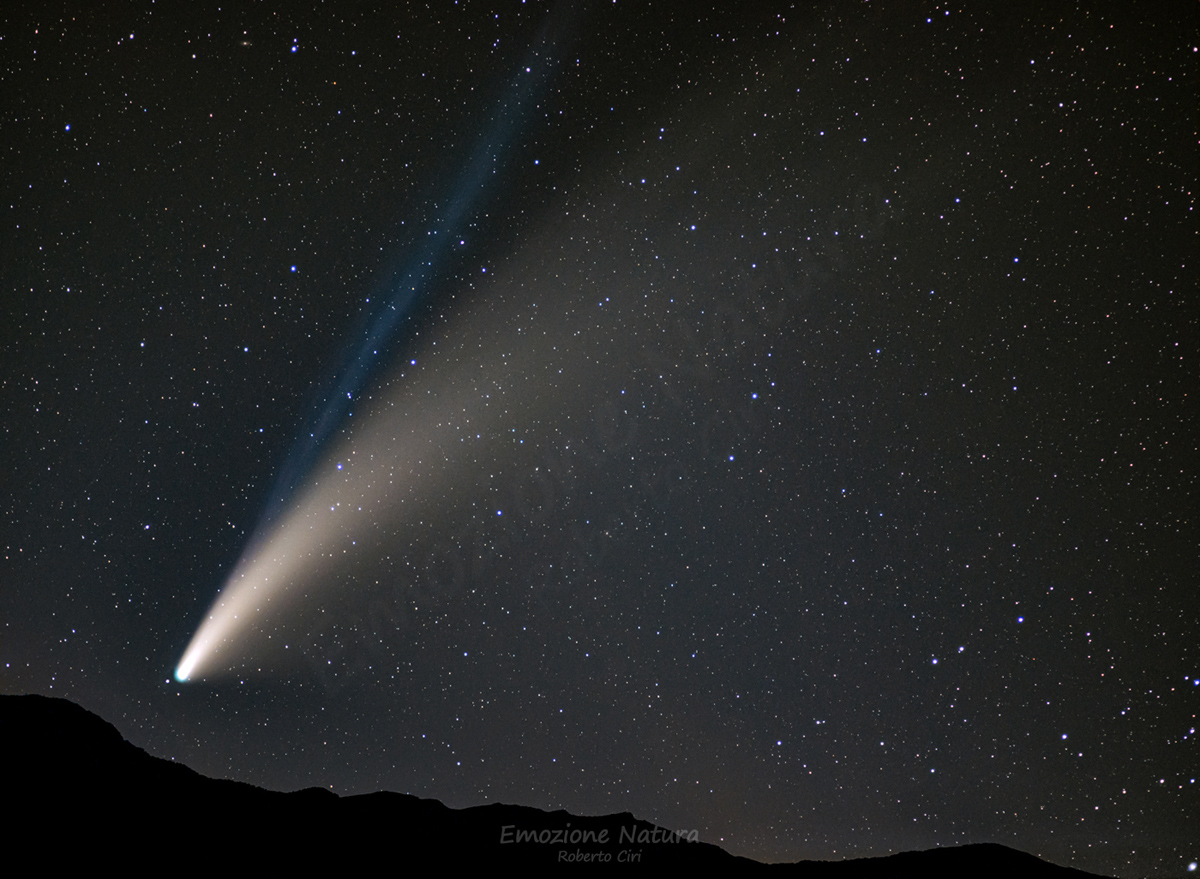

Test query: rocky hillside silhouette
[1,694,1110,875]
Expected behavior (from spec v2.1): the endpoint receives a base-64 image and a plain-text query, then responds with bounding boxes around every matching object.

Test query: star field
[1,3,1195,876]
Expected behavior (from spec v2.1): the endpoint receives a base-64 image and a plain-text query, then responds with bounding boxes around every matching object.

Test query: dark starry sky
[2,2,1196,876]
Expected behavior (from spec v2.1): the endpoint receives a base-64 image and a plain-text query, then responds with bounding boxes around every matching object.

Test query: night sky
[2,2,1195,875]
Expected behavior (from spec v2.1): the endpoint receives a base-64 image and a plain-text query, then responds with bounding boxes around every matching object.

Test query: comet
[175,5,579,682]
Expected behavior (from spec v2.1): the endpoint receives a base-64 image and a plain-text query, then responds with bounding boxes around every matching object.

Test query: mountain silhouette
[1,694,1110,875]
